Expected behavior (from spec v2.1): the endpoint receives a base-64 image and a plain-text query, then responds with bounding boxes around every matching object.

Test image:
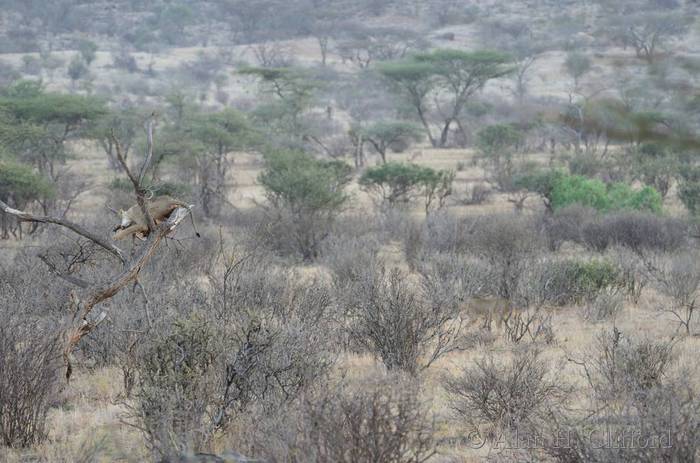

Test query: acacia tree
[359,121,424,163]
[239,67,316,141]
[564,52,591,93]
[0,81,106,180]
[336,24,428,69]
[374,59,433,135]
[598,4,691,64]
[359,162,454,214]
[184,109,256,216]
[308,4,348,66]
[378,49,513,148]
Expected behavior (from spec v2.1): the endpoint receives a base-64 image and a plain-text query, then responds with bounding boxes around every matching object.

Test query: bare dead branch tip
[0,198,126,263]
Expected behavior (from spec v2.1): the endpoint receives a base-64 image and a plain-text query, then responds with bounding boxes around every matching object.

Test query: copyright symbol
[466,429,486,449]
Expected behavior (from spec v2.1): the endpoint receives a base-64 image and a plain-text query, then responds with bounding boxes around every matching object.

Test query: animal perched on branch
[113,195,199,240]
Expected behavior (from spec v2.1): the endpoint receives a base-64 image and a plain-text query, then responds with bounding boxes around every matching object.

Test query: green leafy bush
[549,175,611,211]
[133,316,217,458]
[258,150,352,260]
[611,183,662,212]
[538,259,623,305]
[677,165,700,216]
[259,150,351,212]
[517,171,662,213]
[476,123,523,190]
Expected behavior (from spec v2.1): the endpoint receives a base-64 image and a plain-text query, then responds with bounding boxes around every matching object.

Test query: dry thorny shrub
[341,261,465,374]
[540,329,700,463]
[443,331,699,463]
[0,257,68,449]
[649,250,700,335]
[122,249,336,460]
[227,374,436,463]
[581,212,687,256]
[0,314,63,448]
[443,348,567,440]
[469,214,546,301]
[581,329,676,401]
[3,203,697,462]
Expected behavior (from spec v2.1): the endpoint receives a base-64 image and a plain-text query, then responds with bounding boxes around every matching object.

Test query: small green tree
[67,54,88,84]
[359,162,454,214]
[677,165,700,217]
[421,167,455,214]
[632,143,677,199]
[0,161,54,204]
[564,52,591,90]
[514,169,566,212]
[359,162,425,205]
[77,39,98,66]
[359,121,424,163]
[239,67,317,140]
[259,150,352,260]
[476,123,523,191]
[0,160,54,238]
[185,108,257,216]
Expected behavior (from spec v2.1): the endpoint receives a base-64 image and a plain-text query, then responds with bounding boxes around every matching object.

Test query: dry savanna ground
[3,139,699,462]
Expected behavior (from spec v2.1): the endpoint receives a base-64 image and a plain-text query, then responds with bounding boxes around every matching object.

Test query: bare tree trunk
[438,119,453,148]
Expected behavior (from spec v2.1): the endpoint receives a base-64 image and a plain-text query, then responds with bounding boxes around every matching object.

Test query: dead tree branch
[110,115,157,232]
[0,199,126,263]
[38,254,91,289]
[63,206,192,379]
[1,114,194,380]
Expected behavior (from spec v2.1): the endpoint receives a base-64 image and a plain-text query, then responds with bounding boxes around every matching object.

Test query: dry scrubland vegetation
[2,0,700,461]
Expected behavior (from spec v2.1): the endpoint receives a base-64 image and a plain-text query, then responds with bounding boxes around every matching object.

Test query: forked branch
[110,114,157,231]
